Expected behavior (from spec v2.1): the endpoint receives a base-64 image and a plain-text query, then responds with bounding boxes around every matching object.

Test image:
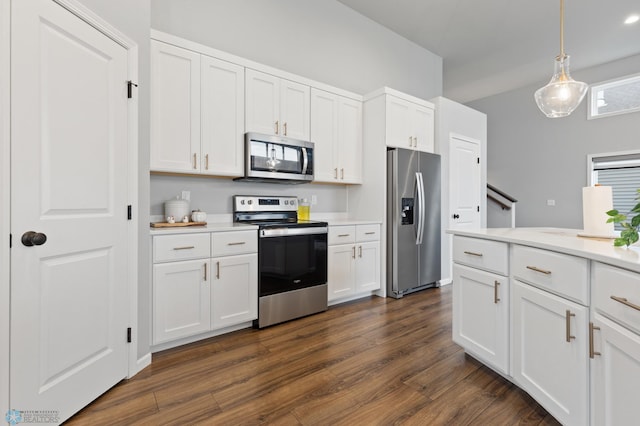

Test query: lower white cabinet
[452,264,508,375]
[153,259,210,344]
[512,280,589,426]
[211,253,257,329]
[590,313,640,426]
[328,224,380,302]
[152,229,258,347]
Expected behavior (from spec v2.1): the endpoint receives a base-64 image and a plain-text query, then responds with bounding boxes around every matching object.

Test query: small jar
[298,198,310,221]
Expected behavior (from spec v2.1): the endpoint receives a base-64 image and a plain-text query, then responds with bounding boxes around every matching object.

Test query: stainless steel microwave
[234,132,314,184]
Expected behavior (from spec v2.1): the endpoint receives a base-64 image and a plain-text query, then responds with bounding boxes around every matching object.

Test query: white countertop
[448,227,640,273]
[327,219,382,226]
[150,222,258,236]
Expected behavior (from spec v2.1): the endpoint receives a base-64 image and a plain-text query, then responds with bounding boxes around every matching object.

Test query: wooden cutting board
[150,221,207,228]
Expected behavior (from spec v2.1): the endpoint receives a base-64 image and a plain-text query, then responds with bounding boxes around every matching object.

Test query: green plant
[606,189,640,247]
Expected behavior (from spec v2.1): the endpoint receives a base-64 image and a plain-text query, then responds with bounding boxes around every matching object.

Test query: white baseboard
[128,352,151,378]
[439,278,452,286]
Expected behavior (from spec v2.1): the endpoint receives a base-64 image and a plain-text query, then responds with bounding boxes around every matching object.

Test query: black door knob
[452,214,460,219]
[21,231,47,247]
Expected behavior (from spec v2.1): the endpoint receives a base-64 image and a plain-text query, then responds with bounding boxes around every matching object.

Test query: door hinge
[127,327,132,343]
[477,206,480,212]
[127,80,138,99]
[127,205,132,220]
[477,157,480,164]
[9,233,12,248]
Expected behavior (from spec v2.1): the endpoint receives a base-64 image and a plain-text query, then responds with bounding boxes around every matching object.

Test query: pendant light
[534,0,588,118]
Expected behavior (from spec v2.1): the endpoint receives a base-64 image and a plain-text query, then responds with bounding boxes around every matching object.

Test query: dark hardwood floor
[65,286,560,425]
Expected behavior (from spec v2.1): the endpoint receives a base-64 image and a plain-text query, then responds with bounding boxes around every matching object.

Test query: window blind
[595,167,640,228]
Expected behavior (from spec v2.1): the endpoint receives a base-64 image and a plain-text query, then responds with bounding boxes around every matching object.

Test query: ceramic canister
[164,198,190,222]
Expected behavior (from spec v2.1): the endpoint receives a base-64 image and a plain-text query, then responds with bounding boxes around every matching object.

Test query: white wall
[468,53,640,229]
[151,0,442,101]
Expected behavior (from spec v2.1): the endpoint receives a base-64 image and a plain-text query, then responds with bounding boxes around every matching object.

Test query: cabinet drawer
[329,225,356,245]
[592,262,640,334]
[452,236,508,275]
[512,245,589,305]
[212,230,257,257]
[356,224,380,242]
[153,233,211,263]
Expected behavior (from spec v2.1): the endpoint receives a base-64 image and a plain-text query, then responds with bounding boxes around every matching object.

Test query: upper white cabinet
[245,69,310,140]
[385,93,434,153]
[150,40,244,176]
[150,41,201,173]
[311,88,362,184]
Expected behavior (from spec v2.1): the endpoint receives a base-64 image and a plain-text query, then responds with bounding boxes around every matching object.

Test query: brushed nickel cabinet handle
[334,168,338,179]
[341,168,344,179]
[358,245,362,258]
[205,153,209,170]
[204,263,207,281]
[216,261,220,279]
[566,310,576,342]
[414,136,418,147]
[352,246,356,259]
[193,153,197,169]
[365,232,375,235]
[611,295,640,311]
[173,246,195,251]
[227,242,246,246]
[275,120,279,135]
[338,234,350,237]
[494,280,500,304]
[463,251,483,257]
[283,122,287,136]
[589,322,601,359]
[408,136,412,147]
[527,265,552,275]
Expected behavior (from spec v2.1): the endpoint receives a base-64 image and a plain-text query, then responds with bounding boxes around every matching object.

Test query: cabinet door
[591,313,640,426]
[153,259,210,344]
[211,253,257,329]
[245,69,280,136]
[452,264,509,374]
[385,95,412,149]
[512,280,589,426]
[150,40,201,172]
[413,104,435,153]
[355,241,380,292]
[328,244,356,301]
[337,96,362,183]
[280,79,310,140]
[310,88,338,182]
[200,55,244,176]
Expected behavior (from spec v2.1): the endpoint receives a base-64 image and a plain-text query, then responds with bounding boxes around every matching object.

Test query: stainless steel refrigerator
[387,148,441,298]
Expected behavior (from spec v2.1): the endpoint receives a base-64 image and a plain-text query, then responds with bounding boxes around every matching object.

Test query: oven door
[258,227,327,297]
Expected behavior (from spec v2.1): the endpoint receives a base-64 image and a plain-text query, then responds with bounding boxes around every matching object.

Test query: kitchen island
[449,227,640,426]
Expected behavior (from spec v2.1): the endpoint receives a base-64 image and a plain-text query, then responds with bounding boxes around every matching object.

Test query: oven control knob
[291,200,296,206]
[240,200,245,205]
[247,200,252,205]
[284,200,288,205]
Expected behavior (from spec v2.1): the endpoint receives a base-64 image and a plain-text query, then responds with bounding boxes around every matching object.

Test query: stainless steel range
[233,195,328,328]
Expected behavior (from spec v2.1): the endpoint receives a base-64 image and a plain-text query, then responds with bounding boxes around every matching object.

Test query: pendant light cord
[559,0,565,59]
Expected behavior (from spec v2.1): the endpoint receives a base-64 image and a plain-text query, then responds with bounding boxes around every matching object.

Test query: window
[588,73,640,119]
[589,151,640,228]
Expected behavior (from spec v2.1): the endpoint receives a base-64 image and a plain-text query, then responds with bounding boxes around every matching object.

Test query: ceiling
[336,0,640,103]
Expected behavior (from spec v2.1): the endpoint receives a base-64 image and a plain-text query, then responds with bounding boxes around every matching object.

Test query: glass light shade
[534,55,588,118]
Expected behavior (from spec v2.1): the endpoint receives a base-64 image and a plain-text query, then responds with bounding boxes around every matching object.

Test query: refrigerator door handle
[416,172,425,245]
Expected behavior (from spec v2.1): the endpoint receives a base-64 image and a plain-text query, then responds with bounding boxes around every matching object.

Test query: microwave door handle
[301,147,308,174]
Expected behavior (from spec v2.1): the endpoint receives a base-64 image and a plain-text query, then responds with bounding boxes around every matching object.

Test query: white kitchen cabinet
[452,263,509,375]
[211,253,257,329]
[590,262,640,426]
[153,259,211,344]
[385,94,434,153]
[152,229,258,349]
[150,40,245,176]
[150,40,200,173]
[328,224,380,302]
[512,280,589,426]
[311,88,362,184]
[245,69,310,140]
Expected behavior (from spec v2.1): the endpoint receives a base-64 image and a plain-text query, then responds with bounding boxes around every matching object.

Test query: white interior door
[449,135,481,229]
[10,0,129,421]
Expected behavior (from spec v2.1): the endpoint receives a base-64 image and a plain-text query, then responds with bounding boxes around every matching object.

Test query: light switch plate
[181,191,190,201]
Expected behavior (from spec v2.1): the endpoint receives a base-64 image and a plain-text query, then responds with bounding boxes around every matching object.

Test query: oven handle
[301,147,309,175]
[260,226,328,238]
